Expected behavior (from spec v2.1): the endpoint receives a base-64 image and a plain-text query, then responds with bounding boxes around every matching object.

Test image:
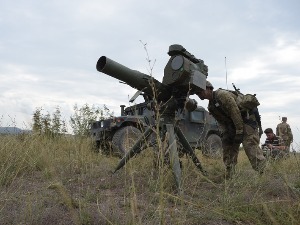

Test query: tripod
[113,98,207,193]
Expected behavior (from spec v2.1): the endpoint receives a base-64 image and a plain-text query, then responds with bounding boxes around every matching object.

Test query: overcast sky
[1,0,299,148]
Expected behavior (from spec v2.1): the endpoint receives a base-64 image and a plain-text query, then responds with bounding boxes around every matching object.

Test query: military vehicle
[90,95,222,158]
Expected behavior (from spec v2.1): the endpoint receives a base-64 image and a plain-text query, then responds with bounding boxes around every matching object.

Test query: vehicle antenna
[225,57,228,90]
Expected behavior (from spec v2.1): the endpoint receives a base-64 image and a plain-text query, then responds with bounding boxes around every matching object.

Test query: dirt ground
[1,151,300,225]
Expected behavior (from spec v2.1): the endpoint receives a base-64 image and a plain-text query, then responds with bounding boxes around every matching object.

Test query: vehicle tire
[112,126,142,156]
[203,134,223,158]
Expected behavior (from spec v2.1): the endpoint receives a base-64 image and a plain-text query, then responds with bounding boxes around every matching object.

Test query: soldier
[263,128,287,159]
[276,117,293,153]
[197,81,266,178]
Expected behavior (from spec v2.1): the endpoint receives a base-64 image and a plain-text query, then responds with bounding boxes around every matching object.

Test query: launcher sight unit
[163,44,207,94]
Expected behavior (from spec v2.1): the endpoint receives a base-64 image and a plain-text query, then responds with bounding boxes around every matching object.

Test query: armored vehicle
[90,98,222,158]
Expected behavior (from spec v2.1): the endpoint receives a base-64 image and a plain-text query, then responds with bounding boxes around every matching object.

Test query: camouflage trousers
[283,140,291,153]
[222,124,266,173]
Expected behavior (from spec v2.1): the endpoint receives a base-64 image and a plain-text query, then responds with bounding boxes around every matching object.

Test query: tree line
[32,104,113,136]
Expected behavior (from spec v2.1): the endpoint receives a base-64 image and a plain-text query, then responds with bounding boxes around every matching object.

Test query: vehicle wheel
[112,126,142,156]
[203,134,223,158]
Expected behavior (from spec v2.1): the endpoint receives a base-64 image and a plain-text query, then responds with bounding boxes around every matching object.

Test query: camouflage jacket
[276,122,293,142]
[208,89,244,134]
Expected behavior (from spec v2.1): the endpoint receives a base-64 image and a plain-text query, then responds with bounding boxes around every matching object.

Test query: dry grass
[0,134,300,225]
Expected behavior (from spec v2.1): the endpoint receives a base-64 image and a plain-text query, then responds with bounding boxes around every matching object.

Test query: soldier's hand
[234,133,243,144]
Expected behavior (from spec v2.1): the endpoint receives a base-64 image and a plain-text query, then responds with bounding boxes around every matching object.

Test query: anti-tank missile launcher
[96,44,209,193]
[96,44,208,107]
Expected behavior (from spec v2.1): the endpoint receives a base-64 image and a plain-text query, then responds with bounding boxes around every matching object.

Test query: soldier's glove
[259,126,263,138]
[234,130,244,144]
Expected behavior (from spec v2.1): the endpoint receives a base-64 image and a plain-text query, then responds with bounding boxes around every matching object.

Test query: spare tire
[203,134,223,158]
[112,126,142,156]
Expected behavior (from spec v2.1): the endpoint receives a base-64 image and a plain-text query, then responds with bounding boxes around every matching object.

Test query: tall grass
[0,133,300,224]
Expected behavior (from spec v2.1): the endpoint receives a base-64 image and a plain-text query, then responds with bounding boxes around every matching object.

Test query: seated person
[263,128,287,159]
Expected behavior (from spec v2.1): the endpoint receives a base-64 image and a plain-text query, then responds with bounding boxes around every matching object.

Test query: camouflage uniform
[208,89,266,174]
[276,120,293,152]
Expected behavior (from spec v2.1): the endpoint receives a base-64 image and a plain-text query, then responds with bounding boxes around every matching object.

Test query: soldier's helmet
[206,80,214,89]
[282,117,287,121]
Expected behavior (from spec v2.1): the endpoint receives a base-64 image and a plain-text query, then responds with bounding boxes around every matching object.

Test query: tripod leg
[166,124,182,193]
[175,126,207,176]
[114,126,154,173]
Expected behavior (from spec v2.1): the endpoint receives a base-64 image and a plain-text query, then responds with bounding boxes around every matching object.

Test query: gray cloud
[0,0,300,147]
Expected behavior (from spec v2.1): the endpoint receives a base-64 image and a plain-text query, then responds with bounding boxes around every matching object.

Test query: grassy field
[0,134,299,225]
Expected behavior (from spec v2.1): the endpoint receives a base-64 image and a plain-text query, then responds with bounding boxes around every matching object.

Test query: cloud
[1,0,300,147]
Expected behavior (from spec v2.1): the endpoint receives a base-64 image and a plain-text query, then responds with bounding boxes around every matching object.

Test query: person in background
[263,128,287,159]
[276,117,293,153]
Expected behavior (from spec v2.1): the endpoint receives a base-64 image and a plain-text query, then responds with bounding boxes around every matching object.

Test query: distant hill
[0,127,31,134]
